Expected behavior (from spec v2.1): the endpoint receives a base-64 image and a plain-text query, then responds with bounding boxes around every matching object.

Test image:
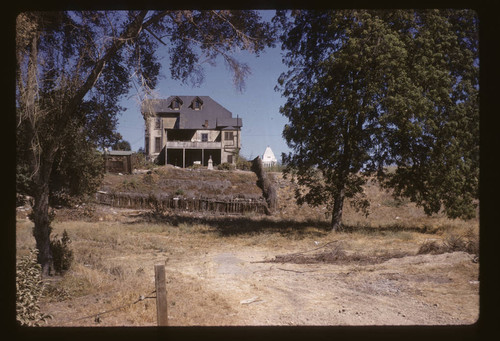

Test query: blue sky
[116,10,290,161]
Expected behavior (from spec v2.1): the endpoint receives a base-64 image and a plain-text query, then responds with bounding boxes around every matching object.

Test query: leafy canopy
[275,10,478,225]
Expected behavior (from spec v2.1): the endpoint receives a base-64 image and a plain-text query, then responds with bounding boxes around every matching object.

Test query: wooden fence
[95,191,268,215]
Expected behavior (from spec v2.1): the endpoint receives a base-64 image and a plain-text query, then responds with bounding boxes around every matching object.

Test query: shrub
[50,230,74,274]
[16,249,52,326]
[189,163,204,170]
[219,162,234,171]
[175,189,185,196]
[236,159,252,171]
[443,233,467,252]
[418,230,479,257]
[417,240,445,255]
[217,162,235,171]
[132,152,157,170]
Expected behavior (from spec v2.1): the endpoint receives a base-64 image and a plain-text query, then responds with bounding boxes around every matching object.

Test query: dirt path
[164,245,478,326]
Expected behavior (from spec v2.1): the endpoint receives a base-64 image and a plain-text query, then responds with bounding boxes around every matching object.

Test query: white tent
[262,146,277,167]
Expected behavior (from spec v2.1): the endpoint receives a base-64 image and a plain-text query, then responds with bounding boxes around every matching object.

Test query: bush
[417,241,445,255]
[16,249,52,326]
[50,230,74,274]
[132,152,157,170]
[217,162,235,171]
[418,230,479,257]
[236,159,252,171]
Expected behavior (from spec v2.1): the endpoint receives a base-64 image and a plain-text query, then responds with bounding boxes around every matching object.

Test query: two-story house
[142,96,242,168]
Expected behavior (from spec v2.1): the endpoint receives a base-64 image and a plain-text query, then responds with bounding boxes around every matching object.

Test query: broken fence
[95,191,268,215]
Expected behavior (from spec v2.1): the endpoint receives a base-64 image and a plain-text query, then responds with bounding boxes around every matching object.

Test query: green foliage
[236,160,252,171]
[121,179,138,190]
[188,163,204,170]
[175,189,185,196]
[16,249,52,326]
[112,139,131,151]
[50,230,74,274]
[132,152,157,170]
[50,141,105,207]
[217,162,236,171]
[235,150,252,170]
[275,10,479,227]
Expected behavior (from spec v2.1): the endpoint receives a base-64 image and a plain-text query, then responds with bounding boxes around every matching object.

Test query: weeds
[267,242,411,265]
[51,230,74,274]
[16,249,52,326]
[418,229,479,257]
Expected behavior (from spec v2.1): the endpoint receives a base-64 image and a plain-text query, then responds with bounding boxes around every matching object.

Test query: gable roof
[141,96,241,130]
[262,146,277,162]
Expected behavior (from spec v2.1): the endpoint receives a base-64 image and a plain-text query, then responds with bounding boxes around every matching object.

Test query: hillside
[100,166,263,200]
[99,166,478,233]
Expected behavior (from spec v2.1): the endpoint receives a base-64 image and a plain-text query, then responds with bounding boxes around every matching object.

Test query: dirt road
[165,244,478,325]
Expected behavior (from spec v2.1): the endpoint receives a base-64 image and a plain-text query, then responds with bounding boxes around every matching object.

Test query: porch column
[183,148,185,168]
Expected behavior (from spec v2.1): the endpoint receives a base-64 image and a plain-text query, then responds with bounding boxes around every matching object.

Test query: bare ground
[33,208,479,327]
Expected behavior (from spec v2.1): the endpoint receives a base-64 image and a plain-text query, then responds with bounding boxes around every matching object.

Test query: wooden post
[155,264,168,326]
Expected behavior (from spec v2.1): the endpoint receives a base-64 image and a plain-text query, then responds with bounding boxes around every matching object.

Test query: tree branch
[66,10,149,115]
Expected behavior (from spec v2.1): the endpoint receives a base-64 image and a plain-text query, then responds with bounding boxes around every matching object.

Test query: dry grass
[16,169,479,326]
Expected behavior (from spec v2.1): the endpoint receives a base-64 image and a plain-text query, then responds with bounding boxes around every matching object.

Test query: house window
[194,101,201,110]
[227,155,233,164]
[224,131,234,140]
[145,137,149,155]
[172,99,180,109]
[155,137,161,153]
[155,117,161,129]
[201,133,208,142]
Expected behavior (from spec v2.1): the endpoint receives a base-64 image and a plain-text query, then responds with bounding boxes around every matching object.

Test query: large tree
[275,10,478,230]
[16,10,275,275]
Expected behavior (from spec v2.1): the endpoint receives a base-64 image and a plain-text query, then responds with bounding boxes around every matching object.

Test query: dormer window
[190,97,203,110]
[169,96,183,110]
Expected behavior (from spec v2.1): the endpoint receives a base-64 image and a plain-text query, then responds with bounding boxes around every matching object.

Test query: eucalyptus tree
[275,9,478,230]
[16,10,275,274]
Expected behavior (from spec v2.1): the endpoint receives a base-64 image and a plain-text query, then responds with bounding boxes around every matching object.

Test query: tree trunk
[331,188,345,231]
[31,148,57,277]
[32,181,54,277]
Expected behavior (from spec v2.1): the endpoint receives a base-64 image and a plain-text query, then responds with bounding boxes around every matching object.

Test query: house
[142,96,242,168]
[262,146,277,167]
[103,150,134,174]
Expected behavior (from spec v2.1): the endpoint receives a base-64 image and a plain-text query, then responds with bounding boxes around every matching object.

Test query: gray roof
[142,96,242,130]
[106,150,134,156]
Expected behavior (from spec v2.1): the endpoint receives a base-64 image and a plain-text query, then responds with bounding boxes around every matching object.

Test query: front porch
[165,147,222,168]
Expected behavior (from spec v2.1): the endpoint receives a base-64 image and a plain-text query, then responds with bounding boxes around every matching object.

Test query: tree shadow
[339,223,437,235]
[126,211,332,237]
[124,211,437,238]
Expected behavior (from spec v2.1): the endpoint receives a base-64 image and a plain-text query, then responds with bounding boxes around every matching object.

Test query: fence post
[155,264,168,326]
